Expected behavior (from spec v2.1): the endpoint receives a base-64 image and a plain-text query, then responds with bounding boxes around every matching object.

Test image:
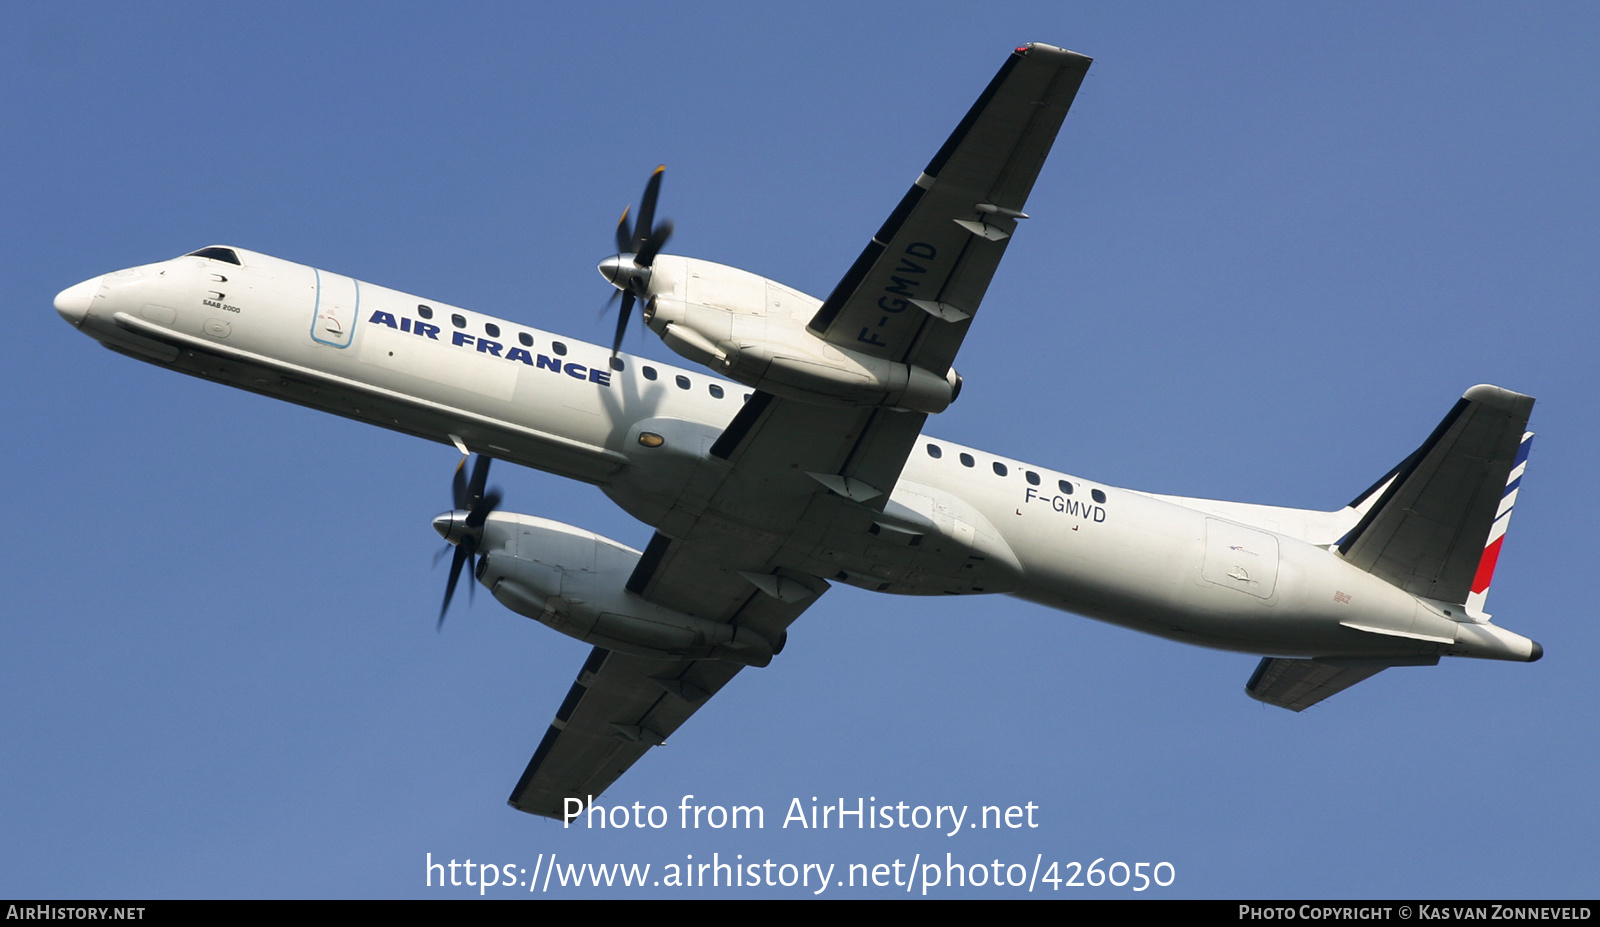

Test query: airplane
[51,43,1540,821]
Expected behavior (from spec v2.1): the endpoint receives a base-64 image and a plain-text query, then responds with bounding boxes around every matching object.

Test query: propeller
[597,165,673,356]
[432,453,502,629]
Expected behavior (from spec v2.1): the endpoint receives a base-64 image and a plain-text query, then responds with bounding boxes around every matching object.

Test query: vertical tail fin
[1337,385,1535,607]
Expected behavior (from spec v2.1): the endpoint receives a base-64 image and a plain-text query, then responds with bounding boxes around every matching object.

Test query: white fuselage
[56,248,1537,664]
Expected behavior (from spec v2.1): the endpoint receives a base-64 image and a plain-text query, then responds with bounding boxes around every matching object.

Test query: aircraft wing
[508,397,920,818]
[807,43,1093,375]
[509,45,1092,817]
[509,648,735,819]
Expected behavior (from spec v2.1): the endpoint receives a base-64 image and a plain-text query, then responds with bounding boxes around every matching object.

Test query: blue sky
[4,3,1597,899]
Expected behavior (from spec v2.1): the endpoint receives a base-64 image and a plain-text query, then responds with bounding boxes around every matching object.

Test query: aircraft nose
[54,275,103,327]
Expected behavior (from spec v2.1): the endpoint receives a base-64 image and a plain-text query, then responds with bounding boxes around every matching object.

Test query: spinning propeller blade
[597,166,673,356]
[612,292,635,356]
[436,454,501,629]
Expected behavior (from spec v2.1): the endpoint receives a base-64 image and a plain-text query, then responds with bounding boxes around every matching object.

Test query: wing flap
[627,531,828,646]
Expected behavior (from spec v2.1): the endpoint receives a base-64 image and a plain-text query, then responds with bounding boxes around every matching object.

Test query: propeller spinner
[432,453,502,629]
[598,165,673,356]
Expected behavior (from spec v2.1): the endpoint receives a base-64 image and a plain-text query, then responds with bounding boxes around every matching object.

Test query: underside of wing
[507,547,826,820]
[509,647,741,818]
[510,389,934,816]
[509,555,828,819]
[807,44,1092,374]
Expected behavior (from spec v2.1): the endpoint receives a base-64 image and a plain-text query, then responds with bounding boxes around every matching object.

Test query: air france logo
[366,309,612,387]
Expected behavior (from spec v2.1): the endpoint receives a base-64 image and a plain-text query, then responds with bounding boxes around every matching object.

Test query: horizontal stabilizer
[1246,656,1439,712]
[1338,385,1534,605]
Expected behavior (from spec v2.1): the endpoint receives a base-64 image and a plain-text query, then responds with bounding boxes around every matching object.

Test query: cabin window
[926,443,942,459]
[643,366,657,381]
[1058,480,1073,495]
[675,375,691,390]
[417,304,434,320]
[992,462,1008,477]
[518,332,532,347]
[709,383,724,398]
[1091,489,1107,504]
[484,323,500,338]
[187,247,241,265]
[451,313,466,329]
[552,341,568,356]
[1026,470,1040,486]
[959,453,975,468]
[609,357,624,371]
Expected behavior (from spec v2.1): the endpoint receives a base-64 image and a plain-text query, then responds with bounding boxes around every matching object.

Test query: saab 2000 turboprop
[52,44,1541,819]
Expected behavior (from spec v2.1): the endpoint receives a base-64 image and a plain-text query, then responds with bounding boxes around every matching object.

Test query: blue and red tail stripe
[1466,432,1532,618]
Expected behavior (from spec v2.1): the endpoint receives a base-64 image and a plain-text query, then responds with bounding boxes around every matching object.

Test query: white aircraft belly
[898,449,1438,657]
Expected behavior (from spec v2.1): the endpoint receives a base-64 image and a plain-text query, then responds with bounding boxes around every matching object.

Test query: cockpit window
[187,247,241,265]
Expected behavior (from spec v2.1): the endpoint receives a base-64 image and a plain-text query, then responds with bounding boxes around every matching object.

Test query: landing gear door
[309,268,359,348]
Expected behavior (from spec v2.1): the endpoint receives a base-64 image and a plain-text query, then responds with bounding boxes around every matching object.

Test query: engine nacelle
[476,513,779,667]
[636,255,961,415]
[645,296,960,414]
